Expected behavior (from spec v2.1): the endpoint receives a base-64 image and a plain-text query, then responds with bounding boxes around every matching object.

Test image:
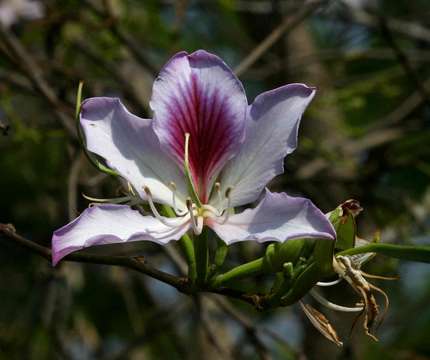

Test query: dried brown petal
[300,302,343,347]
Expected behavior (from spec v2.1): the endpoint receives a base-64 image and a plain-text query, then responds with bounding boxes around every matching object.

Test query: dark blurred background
[0,0,429,359]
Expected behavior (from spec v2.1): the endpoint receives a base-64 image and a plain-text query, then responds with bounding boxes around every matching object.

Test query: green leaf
[336,214,356,250]
[313,238,335,275]
[328,206,356,250]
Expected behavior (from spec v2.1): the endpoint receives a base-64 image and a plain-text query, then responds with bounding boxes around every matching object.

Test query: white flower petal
[215,84,315,208]
[80,97,188,209]
[208,190,335,245]
[52,204,190,265]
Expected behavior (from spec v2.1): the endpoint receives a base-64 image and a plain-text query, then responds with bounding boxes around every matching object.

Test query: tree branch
[0,25,76,138]
[0,223,188,292]
[234,0,328,77]
[0,224,262,307]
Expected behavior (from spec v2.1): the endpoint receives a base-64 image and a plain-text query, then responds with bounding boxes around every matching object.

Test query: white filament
[169,181,188,216]
[143,186,187,228]
[214,182,223,206]
[316,278,343,287]
[310,289,363,313]
[219,187,232,224]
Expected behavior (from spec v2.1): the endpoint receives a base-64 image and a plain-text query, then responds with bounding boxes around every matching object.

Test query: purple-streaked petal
[52,205,190,266]
[151,50,247,202]
[208,190,335,245]
[81,97,188,209]
[214,84,315,208]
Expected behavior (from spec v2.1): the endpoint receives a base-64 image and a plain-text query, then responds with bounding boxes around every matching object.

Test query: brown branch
[234,0,327,77]
[0,224,260,308]
[0,223,188,292]
[0,69,34,93]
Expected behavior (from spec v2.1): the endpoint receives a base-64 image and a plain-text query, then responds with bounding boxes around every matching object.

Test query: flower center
[141,132,233,235]
[143,181,232,236]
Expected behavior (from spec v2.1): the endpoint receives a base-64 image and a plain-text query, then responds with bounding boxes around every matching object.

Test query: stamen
[128,182,136,197]
[219,187,233,224]
[310,289,364,313]
[82,193,132,204]
[361,272,399,281]
[368,283,389,330]
[214,182,222,205]
[169,181,187,216]
[202,204,222,217]
[316,278,343,287]
[195,216,204,235]
[186,198,193,210]
[143,186,184,228]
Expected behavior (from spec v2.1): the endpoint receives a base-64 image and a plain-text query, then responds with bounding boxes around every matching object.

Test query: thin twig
[378,16,430,105]
[0,224,188,291]
[210,296,298,358]
[0,69,34,93]
[107,301,189,360]
[199,318,233,358]
[0,224,261,307]
[345,6,430,45]
[84,0,158,75]
[71,40,149,115]
[67,153,84,221]
[0,25,76,137]
[234,0,327,77]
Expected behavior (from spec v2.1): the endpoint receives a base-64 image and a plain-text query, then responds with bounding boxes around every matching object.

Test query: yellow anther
[143,186,152,196]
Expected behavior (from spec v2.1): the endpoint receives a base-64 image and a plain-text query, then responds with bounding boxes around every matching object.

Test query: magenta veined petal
[52,204,190,266]
[208,189,335,245]
[151,50,247,202]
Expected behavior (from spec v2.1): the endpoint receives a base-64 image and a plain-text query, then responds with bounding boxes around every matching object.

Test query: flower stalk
[161,205,197,282]
[210,258,264,288]
[194,229,209,286]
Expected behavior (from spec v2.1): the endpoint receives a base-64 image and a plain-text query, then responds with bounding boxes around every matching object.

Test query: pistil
[187,198,203,235]
[184,133,202,207]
